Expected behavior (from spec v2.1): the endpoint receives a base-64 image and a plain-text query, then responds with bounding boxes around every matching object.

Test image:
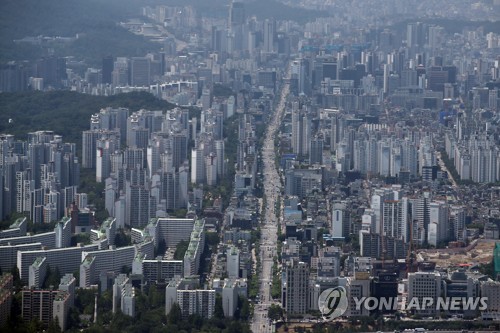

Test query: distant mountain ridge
[0,0,327,64]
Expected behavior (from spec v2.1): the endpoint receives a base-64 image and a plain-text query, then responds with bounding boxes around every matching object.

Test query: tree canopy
[174,240,190,260]
[0,91,176,150]
[0,0,155,64]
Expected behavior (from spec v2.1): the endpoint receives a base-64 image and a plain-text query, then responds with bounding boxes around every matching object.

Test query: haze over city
[0,1,500,332]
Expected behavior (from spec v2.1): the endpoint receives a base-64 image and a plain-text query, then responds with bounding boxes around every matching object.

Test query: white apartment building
[18,243,99,284]
[222,279,238,317]
[58,274,76,307]
[332,202,347,238]
[113,274,135,317]
[183,220,205,277]
[28,257,47,289]
[427,201,449,247]
[157,217,195,248]
[80,245,136,287]
[121,284,136,318]
[226,246,240,279]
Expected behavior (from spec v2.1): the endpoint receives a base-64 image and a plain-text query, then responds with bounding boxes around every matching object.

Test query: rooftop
[185,220,205,258]
[10,217,26,229]
[134,252,146,262]
[59,274,75,286]
[82,255,95,266]
[115,274,129,286]
[100,217,115,230]
[54,291,69,302]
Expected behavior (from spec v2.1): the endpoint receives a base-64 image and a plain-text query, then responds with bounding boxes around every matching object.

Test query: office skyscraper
[112,58,129,86]
[263,19,275,53]
[130,57,151,86]
[102,56,114,84]
[35,57,67,88]
[309,136,324,165]
[229,1,245,26]
[282,259,309,315]
[171,132,188,169]
[82,131,101,169]
[292,110,311,160]
[228,1,246,52]
[427,201,449,247]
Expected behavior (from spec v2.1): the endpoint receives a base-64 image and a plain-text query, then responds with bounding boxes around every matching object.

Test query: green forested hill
[0,0,327,64]
[0,0,156,64]
[0,91,176,146]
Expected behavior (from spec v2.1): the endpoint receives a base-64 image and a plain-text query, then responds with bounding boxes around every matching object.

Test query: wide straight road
[251,67,289,333]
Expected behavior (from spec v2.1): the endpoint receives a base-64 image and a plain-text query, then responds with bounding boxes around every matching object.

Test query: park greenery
[174,239,190,260]
[0,91,176,150]
[267,304,284,322]
[114,229,132,247]
[271,260,281,300]
[439,150,460,182]
[248,245,261,299]
[439,150,475,185]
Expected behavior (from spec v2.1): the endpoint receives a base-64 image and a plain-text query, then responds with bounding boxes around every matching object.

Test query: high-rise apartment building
[309,136,324,165]
[226,246,240,279]
[28,256,47,289]
[183,220,205,277]
[450,205,466,242]
[22,289,70,330]
[427,201,449,247]
[291,110,311,159]
[165,277,215,319]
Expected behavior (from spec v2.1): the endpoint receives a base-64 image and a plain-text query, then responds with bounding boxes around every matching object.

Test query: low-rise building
[408,271,442,316]
[481,280,500,320]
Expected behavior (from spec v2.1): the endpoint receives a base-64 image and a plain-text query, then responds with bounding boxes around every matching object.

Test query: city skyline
[0,1,499,333]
